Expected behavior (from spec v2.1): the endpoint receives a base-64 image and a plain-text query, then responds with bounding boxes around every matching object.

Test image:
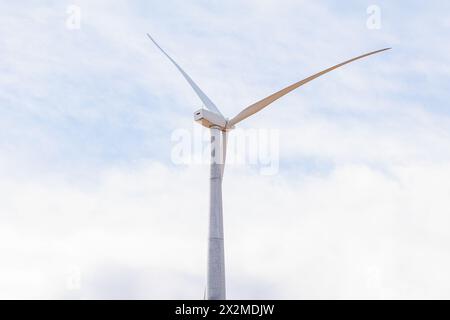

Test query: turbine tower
[147,33,390,300]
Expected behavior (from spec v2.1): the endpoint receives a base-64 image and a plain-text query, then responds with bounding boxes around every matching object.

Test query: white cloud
[2,161,450,299]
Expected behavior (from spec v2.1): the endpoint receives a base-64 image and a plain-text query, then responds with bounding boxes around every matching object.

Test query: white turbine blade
[147,33,224,117]
[228,47,391,127]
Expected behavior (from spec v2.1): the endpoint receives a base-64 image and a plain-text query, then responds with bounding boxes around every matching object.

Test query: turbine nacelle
[194,108,230,131]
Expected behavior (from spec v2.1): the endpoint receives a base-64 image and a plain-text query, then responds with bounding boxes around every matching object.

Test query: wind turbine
[147,33,390,300]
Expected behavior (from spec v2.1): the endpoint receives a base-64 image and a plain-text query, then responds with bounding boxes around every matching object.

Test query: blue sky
[1,1,450,299]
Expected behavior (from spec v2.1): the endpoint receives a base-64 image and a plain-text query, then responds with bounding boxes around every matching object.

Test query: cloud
[2,160,450,299]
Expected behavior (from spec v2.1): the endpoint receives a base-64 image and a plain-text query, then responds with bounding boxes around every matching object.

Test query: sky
[1,0,450,299]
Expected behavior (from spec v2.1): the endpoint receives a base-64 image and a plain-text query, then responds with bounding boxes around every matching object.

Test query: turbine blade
[147,33,224,117]
[228,47,391,127]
